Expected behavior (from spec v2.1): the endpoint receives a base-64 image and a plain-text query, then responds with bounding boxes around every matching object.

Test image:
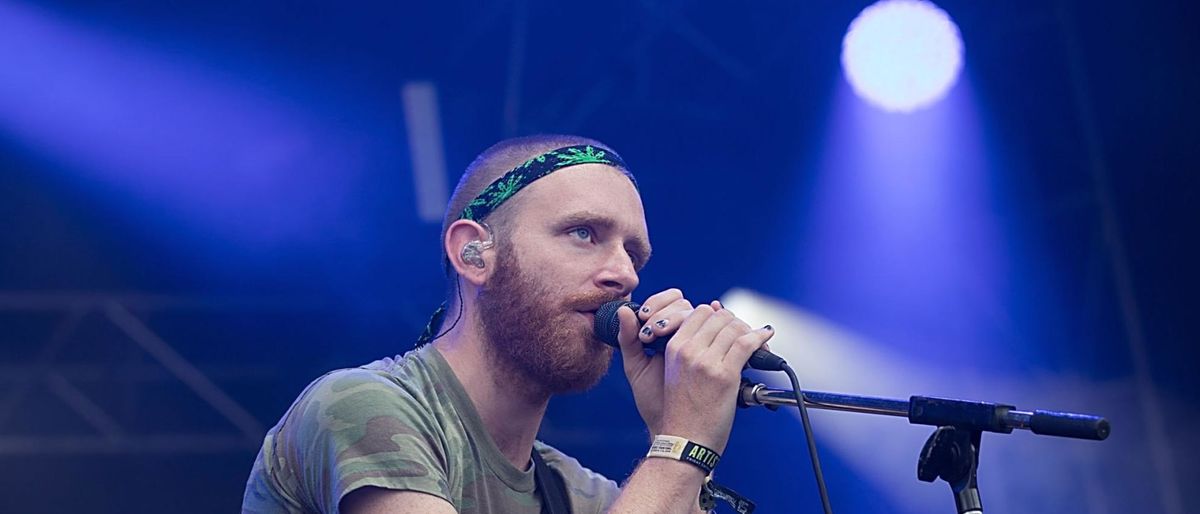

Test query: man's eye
[569,227,593,241]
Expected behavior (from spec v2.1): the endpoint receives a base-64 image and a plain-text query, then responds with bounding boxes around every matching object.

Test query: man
[242,135,774,513]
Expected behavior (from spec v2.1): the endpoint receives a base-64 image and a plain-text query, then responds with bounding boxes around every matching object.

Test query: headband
[417,144,636,346]
[456,144,633,223]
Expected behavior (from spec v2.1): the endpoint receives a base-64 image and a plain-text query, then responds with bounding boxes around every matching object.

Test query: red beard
[477,243,619,396]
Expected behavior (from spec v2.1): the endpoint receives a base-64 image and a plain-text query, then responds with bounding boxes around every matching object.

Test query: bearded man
[242,135,775,513]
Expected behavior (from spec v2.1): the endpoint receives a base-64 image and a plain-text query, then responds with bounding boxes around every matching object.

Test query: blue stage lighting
[841,0,963,113]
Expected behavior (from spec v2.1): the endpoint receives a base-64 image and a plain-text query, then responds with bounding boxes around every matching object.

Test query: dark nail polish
[655,319,668,328]
[764,324,774,331]
[640,326,652,336]
[641,306,651,313]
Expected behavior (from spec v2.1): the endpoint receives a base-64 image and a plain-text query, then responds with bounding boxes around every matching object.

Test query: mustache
[563,290,627,312]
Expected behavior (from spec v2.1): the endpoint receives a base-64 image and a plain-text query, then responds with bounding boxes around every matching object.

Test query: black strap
[532,448,572,514]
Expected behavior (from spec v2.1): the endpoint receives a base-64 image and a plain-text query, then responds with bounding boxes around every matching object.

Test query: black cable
[781,362,833,514]
[429,276,466,343]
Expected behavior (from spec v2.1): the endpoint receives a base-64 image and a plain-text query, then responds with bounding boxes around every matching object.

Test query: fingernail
[764,324,774,332]
[640,326,652,336]
[654,319,668,328]
[640,306,650,313]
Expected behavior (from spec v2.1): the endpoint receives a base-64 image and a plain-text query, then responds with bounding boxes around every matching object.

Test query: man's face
[477,164,650,395]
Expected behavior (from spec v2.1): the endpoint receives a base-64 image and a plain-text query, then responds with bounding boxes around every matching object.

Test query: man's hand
[617,289,774,452]
[610,289,774,514]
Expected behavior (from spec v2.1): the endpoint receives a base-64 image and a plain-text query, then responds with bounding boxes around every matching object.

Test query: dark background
[0,0,1196,512]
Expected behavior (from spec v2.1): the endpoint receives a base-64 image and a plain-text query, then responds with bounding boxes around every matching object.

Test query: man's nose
[595,248,639,296]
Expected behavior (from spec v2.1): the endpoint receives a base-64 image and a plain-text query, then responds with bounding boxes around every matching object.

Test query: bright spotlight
[841,0,964,113]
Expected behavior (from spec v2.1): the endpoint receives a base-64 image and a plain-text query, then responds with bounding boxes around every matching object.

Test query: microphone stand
[738,380,1110,514]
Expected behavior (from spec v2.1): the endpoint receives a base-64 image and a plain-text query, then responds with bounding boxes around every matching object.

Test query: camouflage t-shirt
[242,345,620,513]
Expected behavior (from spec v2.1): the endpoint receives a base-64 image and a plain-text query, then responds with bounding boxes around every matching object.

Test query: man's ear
[445,219,496,286]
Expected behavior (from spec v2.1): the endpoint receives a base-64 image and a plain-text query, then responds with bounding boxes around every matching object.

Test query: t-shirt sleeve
[535,442,621,514]
[273,368,452,513]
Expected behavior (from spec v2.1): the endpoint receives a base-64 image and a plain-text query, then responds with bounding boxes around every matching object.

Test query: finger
[701,316,752,360]
[616,303,642,348]
[722,326,776,370]
[640,302,694,343]
[665,304,716,356]
[637,288,684,321]
[641,298,694,335]
[617,305,652,369]
[718,302,733,318]
[683,308,737,354]
[710,299,738,319]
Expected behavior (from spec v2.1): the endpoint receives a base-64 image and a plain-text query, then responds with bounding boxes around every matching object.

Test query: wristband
[647,435,721,474]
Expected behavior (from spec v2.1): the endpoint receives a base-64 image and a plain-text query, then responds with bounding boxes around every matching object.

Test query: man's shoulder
[314,363,406,398]
[294,351,441,426]
[246,349,458,513]
[259,348,445,454]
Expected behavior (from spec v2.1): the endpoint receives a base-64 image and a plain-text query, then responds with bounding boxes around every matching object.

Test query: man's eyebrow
[558,211,653,267]
[631,243,653,270]
[559,211,616,230]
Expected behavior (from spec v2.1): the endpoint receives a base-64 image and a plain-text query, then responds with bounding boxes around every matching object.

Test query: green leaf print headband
[456,144,634,223]
[417,144,636,346]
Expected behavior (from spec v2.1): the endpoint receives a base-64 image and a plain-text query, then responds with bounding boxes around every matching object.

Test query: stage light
[402,82,449,223]
[841,0,963,113]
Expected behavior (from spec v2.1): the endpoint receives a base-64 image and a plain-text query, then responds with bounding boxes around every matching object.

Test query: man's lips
[571,298,623,328]
[576,310,597,324]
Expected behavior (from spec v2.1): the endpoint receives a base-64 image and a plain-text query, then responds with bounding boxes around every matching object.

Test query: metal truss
[0,293,269,455]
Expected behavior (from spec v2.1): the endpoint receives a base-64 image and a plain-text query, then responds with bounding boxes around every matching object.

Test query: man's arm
[340,487,457,514]
[609,457,708,514]
[610,291,773,514]
[341,463,704,514]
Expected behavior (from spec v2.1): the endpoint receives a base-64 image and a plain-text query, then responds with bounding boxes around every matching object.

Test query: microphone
[594,300,787,371]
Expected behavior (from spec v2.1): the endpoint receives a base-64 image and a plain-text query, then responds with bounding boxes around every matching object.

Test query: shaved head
[440,134,631,278]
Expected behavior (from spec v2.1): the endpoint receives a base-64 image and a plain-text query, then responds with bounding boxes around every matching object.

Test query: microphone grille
[594,300,639,348]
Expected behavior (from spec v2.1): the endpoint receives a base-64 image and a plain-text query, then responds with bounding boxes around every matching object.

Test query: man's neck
[433,331,550,471]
